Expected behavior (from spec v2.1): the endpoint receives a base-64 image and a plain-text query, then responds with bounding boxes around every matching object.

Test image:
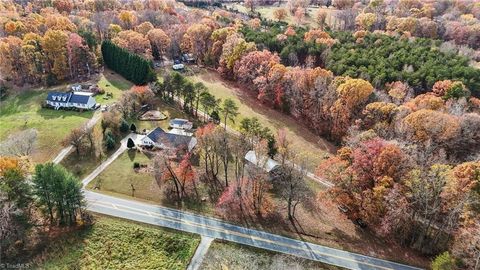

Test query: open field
[95,69,133,105]
[33,215,200,270]
[0,90,93,163]
[201,240,342,270]
[225,3,326,27]
[188,69,336,169]
[0,70,132,163]
[86,150,215,215]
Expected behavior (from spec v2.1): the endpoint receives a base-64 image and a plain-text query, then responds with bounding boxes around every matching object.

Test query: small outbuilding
[244,150,281,173]
[169,118,193,130]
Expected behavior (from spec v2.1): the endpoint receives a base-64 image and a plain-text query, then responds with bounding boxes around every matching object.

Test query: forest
[1,0,480,269]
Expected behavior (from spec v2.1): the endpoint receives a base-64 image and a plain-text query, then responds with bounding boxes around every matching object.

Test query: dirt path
[189,69,337,169]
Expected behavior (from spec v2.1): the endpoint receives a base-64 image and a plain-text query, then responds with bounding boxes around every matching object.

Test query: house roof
[46,91,91,104]
[146,127,196,150]
[69,93,91,104]
[245,150,280,173]
[46,92,71,103]
[170,118,189,126]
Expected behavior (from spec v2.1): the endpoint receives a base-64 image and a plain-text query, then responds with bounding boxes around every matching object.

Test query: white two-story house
[46,91,97,110]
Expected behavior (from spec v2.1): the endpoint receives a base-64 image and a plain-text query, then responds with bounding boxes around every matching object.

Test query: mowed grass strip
[188,70,335,169]
[34,215,200,270]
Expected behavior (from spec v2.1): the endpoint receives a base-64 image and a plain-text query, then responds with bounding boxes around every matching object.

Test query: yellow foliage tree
[336,78,374,108]
[402,109,460,142]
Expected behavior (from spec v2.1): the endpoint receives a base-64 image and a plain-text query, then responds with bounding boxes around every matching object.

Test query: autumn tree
[355,13,377,31]
[218,33,256,78]
[210,27,237,67]
[273,8,288,21]
[42,30,69,81]
[182,23,215,64]
[233,50,280,94]
[401,109,460,145]
[62,126,86,156]
[271,158,309,222]
[118,10,137,29]
[135,21,154,35]
[0,36,25,84]
[0,162,33,259]
[112,30,152,59]
[146,28,171,60]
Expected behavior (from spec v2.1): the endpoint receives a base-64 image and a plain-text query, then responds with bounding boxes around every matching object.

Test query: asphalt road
[69,98,420,270]
[85,191,422,270]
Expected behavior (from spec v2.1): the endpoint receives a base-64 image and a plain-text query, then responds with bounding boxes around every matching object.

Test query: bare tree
[271,155,309,222]
[0,128,37,157]
[62,127,86,156]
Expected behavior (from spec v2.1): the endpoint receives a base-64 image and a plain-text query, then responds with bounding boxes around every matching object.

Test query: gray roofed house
[141,127,197,152]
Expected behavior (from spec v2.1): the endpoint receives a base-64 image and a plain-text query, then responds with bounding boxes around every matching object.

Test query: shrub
[432,252,455,270]
[104,131,116,150]
[133,162,140,169]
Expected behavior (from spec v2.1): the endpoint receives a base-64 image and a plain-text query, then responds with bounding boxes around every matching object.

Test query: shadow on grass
[37,107,93,120]
[103,70,132,91]
[8,223,94,267]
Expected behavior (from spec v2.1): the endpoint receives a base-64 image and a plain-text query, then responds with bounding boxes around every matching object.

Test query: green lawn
[201,240,341,270]
[188,69,335,169]
[0,70,132,163]
[0,90,93,162]
[86,149,214,214]
[95,69,133,105]
[34,215,200,270]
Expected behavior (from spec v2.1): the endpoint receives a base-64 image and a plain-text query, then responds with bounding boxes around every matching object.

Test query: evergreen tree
[32,163,84,226]
[119,119,129,133]
[101,41,155,85]
[130,123,137,133]
[127,138,135,149]
[104,130,116,150]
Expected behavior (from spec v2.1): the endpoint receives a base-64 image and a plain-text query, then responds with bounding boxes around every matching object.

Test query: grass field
[225,3,323,27]
[0,90,93,163]
[34,215,200,270]
[201,240,341,270]
[0,70,132,163]
[95,70,133,105]
[188,69,336,169]
[86,149,215,214]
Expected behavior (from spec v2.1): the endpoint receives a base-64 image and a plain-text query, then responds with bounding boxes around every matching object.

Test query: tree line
[101,41,155,85]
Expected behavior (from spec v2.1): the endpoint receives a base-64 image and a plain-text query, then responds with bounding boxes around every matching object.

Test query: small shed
[244,150,281,173]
